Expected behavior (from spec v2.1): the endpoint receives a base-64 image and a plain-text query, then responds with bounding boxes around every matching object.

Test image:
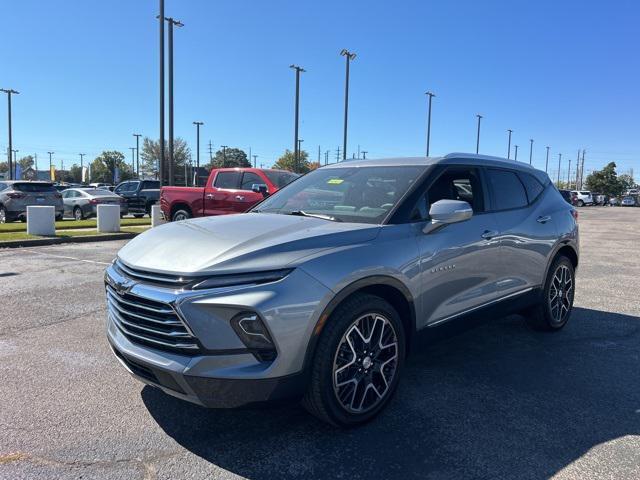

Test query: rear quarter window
[486,169,528,211]
[517,172,545,203]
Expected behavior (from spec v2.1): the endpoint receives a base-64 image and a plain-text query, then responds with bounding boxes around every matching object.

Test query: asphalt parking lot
[1,207,639,480]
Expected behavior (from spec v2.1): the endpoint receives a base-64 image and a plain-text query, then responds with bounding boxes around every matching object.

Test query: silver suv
[0,181,64,223]
[105,154,579,426]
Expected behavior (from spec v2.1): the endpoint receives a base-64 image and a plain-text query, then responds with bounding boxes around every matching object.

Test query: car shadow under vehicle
[141,307,640,479]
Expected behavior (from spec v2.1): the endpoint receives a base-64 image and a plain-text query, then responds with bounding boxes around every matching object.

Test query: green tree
[207,147,250,169]
[273,149,311,173]
[68,164,83,183]
[618,173,636,192]
[585,162,625,196]
[89,151,134,184]
[140,137,191,179]
[18,155,35,170]
[0,162,7,174]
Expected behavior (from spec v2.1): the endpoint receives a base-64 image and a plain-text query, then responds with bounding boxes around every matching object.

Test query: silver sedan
[62,188,127,220]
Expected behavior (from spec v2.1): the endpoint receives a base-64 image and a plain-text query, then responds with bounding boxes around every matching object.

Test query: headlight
[190,269,293,290]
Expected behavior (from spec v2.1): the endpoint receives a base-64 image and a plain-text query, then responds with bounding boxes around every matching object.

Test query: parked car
[626,189,639,196]
[160,168,299,221]
[105,153,579,426]
[62,188,128,220]
[609,196,620,206]
[571,190,593,207]
[114,180,160,218]
[620,196,636,207]
[0,181,64,223]
[558,189,576,205]
[89,182,113,189]
[593,193,608,205]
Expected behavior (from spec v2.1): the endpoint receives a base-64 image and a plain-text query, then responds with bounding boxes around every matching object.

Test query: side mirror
[423,199,473,233]
[252,183,269,197]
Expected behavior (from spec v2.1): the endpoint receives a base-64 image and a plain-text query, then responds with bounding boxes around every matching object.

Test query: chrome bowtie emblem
[114,278,135,296]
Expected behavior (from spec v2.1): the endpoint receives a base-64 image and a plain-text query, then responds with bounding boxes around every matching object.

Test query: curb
[0,232,139,249]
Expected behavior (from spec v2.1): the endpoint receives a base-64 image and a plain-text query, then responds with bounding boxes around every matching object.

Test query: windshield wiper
[288,210,342,222]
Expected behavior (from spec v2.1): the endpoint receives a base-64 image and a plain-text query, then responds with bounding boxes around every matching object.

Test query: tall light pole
[298,138,304,158]
[220,145,228,167]
[340,49,356,161]
[289,65,305,173]
[567,157,572,188]
[529,139,534,165]
[545,146,550,173]
[0,88,19,180]
[48,152,54,173]
[79,153,85,183]
[129,147,136,175]
[425,91,435,156]
[193,122,203,186]
[165,17,183,186]
[514,145,519,161]
[507,129,513,159]
[475,114,482,154]
[362,151,368,159]
[133,134,142,178]
[557,153,562,186]
[253,154,258,168]
[158,0,165,187]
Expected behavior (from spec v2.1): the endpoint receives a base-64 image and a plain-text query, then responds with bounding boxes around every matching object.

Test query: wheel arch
[544,242,579,283]
[302,275,417,376]
[170,202,192,219]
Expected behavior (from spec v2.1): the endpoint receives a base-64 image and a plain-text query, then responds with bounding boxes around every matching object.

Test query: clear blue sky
[1,0,639,179]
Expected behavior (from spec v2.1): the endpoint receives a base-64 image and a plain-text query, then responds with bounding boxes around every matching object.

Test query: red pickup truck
[160,167,299,221]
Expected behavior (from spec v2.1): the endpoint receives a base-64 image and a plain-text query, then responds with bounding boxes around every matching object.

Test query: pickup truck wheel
[302,293,405,427]
[133,214,144,219]
[172,209,191,222]
[523,255,575,331]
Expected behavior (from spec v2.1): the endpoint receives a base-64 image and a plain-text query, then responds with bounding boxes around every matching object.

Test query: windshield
[253,165,424,224]
[263,170,299,189]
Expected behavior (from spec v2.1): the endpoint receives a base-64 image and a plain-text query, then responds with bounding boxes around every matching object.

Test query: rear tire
[577,200,584,207]
[0,206,6,224]
[171,209,191,222]
[73,206,83,221]
[523,255,575,331]
[302,293,406,427]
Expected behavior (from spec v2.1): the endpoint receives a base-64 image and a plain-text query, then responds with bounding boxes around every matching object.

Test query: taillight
[89,199,101,205]
[7,192,25,199]
[571,209,578,221]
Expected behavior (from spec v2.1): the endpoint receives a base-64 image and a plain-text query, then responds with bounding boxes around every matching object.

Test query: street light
[362,151,368,159]
[507,129,513,159]
[158,0,165,187]
[193,122,203,186]
[129,147,136,175]
[425,92,435,156]
[557,153,562,186]
[79,153,86,183]
[289,65,305,173]
[529,139,534,165]
[133,134,142,178]
[545,146,550,173]
[514,145,519,161]
[164,16,184,187]
[0,88,19,180]
[340,49,356,161]
[475,114,482,154]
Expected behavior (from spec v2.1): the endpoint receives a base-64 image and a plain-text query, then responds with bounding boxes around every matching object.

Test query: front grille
[106,285,200,353]
[113,259,201,288]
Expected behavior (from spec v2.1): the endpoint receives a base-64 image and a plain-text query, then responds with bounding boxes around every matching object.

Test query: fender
[300,275,417,376]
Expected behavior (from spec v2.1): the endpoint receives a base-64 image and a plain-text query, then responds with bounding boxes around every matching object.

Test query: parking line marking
[13,249,112,266]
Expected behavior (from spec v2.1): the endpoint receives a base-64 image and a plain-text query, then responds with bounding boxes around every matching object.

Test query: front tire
[0,206,6,224]
[523,255,575,331]
[302,293,406,427]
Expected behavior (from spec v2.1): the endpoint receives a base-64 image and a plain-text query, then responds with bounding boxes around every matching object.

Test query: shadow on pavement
[142,307,640,479]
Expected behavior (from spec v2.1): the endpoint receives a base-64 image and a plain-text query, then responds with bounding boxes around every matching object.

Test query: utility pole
[0,88,19,180]
[362,150,368,159]
[529,139,534,165]
[253,155,257,168]
[580,150,586,189]
[336,147,341,162]
[318,145,321,163]
[340,49,356,161]
[208,140,213,162]
[221,145,228,167]
[289,64,305,173]
[475,114,482,154]
[130,147,136,176]
[133,133,142,178]
[325,150,329,165]
[297,139,304,158]
[514,145,519,161]
[34,153,38,172]
[79,153,85,183]
[165,17,183,186]
[575,149,581,190]
[568,157,572,188]
[557,153,562,186]
[545,146,550,173]
[507,129,513,159]
[158,0,165,187]
[425,91,435,156]
[193,122,203,186]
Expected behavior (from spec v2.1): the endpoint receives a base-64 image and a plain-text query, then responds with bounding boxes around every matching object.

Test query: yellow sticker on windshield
[327,178,344,185]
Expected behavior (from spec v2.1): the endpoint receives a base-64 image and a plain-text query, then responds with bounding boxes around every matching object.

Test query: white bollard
[97,204,121,233]
[27,206,55,236]
[151,204,166,227]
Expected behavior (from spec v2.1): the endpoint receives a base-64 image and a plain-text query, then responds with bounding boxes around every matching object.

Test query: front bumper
[105,264,333,407]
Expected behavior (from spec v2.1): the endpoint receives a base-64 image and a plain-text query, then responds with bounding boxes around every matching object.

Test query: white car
[571,190,593,207]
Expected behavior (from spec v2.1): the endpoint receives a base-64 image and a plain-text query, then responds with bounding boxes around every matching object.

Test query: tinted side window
[214,172,240,189]
[142,181,160,189]
[240,172,263,190]
[518,172,545,203]
[486,169,527,210]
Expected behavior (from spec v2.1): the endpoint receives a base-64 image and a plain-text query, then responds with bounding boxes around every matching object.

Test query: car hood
[117,212,380,275]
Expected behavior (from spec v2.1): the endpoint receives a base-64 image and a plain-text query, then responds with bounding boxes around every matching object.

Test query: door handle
[205,194,214,199]
[235,195,245,201]
[536,215,551,224]
[481,230,498,240]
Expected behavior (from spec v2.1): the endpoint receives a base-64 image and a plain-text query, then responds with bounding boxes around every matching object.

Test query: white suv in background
[571,190,593,207]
